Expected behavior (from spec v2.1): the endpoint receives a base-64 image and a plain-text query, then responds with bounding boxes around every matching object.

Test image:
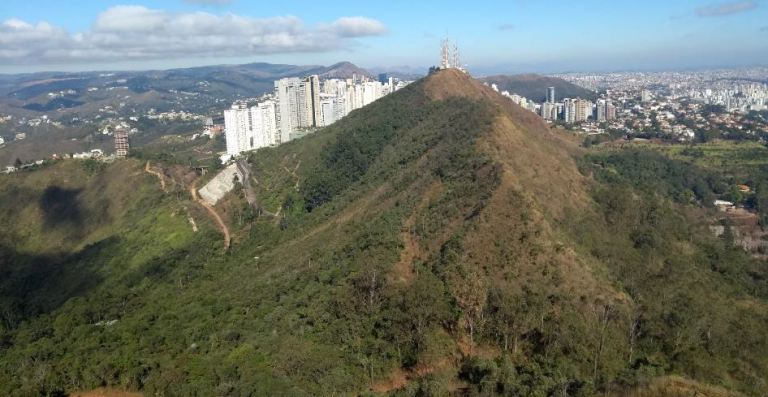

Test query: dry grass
[69,388,143,397]
[423,68,619,308]
[391,180,444,284]
[616,376,745,397]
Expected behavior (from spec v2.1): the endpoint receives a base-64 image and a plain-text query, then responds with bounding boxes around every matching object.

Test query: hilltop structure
[439,37,468,74]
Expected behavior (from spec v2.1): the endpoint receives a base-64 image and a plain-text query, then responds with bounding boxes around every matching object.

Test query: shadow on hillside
[39,185,85,228]
[0,236,119,329]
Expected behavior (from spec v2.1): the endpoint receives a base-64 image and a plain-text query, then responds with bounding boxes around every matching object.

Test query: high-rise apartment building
[563,99,576,123]
[574,99,591,122]
[249,100,278,148]
[546,87,556,104]
[302,75,321,127]
[114,129,130,158]
[225,75,409,157]
[274,77,302,143]
[596,99,606,122]
[224,103,249,155]
[540,102,557,120]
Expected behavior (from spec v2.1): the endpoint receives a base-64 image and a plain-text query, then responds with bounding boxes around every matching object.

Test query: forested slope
[0,69,766,396]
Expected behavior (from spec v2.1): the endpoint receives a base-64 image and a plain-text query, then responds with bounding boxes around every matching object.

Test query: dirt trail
[282,159,301,189]
[70,389,143,397]
[144,161,166,192]
[392,181,443,284]
[191,179,231,248]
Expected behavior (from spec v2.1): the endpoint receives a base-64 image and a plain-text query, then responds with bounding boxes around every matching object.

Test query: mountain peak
[320,61,371,78]
[423,68,500,102]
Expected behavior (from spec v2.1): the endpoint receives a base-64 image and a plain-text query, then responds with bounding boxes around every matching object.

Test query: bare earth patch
[70,389,143,397]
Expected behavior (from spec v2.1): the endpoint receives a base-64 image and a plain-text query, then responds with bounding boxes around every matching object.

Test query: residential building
[274,77,302,143]
[224,102,249,155]
[546,87,556,104]
[114,129,130,158]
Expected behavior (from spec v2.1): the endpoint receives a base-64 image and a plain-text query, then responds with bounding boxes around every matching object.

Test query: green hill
[1,69,767,396]
[480,73,598,102]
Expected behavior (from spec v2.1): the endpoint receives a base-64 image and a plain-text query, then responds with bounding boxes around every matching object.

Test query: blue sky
[1,0,767,74]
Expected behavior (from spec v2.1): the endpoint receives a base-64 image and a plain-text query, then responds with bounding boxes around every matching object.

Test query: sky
[1,0,767,74]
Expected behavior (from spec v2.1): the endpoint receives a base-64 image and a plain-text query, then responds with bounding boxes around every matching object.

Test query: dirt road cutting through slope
[191,179,231,248]
[145,161,167,192]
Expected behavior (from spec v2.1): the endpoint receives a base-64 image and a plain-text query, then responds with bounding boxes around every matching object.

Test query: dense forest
[1,69,767,396]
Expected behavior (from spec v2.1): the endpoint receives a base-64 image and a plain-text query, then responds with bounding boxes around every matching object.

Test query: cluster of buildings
[493,85,616,124]
[554,68,768,114]
[491,67,768,141]
[222,39,473,157]
[223,74,410,156]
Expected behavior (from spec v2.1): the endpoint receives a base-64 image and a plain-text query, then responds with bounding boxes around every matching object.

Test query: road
[235,158,257,207]
[235,158,276,217]
[190,179,231,248]
[144,161,166,192]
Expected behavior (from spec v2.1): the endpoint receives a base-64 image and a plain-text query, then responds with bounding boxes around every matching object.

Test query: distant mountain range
[479,74,598,102]
[0,62,596,124]
[0,61,374,120]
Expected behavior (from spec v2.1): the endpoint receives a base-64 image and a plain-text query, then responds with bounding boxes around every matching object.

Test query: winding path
[144,161,167,192]
[190,180,231,248]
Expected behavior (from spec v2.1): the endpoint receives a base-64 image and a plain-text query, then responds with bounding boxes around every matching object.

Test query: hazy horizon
[1,0,767,75]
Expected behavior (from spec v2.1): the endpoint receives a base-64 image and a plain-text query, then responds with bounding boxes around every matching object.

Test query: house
[73,152,93,159]
[714,200,734,210]
[738,185,751,193]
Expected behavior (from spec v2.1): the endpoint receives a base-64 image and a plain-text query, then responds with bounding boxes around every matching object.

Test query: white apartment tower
[298,75,321,128]
[224,102,249,155]
[249,100,278,148]
[275,77,302,143]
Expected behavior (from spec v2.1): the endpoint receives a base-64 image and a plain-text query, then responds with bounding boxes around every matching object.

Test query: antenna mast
[441,37,450,69]
[453,42,459,71]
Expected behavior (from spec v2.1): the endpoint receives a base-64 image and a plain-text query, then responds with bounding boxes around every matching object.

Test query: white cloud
[330,16,389,37]
[93,5,168,32]
[0,6,388,65]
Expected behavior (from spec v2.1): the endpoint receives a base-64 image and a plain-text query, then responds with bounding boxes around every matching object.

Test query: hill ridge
[2,68,768,396]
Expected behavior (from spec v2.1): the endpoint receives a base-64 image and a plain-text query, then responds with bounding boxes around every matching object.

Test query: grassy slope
[0,159,223,395]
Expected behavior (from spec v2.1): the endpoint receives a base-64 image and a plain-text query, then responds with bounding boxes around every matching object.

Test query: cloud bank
[0,6,388,64]
[695,1,757,17]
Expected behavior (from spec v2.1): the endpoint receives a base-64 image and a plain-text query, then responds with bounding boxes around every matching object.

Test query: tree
[451,269,488,356]
[488,286,546,357]
[591,301,616,381]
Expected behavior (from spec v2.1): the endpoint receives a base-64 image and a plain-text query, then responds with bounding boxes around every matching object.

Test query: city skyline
[1,0,767,74]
